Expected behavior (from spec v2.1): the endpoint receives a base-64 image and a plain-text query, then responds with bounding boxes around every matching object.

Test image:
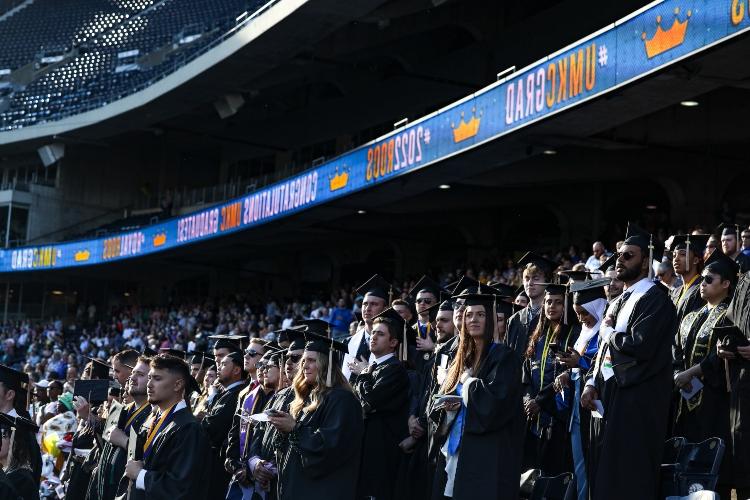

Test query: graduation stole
[123,402,151,433]
[677,275,700,305]
[680,305,727,414]
[143,403,178,460]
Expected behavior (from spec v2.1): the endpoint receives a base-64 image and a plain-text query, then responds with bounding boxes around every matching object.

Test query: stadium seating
[0,0,267,131]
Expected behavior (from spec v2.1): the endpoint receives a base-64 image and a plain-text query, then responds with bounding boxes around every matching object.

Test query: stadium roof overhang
[3,0,750,278]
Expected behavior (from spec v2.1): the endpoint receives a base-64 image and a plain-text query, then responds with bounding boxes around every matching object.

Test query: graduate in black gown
[718,266,750,498]
[719,223,750,274]
[581,223,677,500]
[430,292,524,500]
[668,234,710,324]
[506,253,557,360]
[124,354,210,500]
[248,334,305,500]
[351,308,410,500]
[0,414,41,500]
[268,332,364,500]
[521,283,579,476]
[673,249,737,499]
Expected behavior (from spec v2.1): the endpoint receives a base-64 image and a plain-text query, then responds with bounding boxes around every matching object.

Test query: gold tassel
[401,325,407,362]
[564,288,569,325]
[7,427,15,466]
[686,234,691,273]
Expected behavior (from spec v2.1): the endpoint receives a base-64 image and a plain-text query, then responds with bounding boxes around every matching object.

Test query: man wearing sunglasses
[408,276,444,370]
[581,222,677,500]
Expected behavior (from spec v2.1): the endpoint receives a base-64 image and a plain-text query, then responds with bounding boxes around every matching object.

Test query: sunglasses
[244,349,261,357]
[416,298,434,304]
[288,354,302,363]
[701,274,720,285]
[617,250,638,261]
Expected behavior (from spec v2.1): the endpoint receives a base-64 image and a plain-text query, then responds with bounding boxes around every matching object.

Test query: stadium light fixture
[357,210,367,215]
[438,184,451,190]
[542,149,557,155]
[51,290,64,295]
[680,100,699,107]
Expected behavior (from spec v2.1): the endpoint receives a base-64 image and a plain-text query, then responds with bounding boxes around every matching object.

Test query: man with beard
[581,223,677,500]
[124,354,208,499]
[719,223,750,273]
[202,351,246,499]
[246,330,305,500]
[505,253,557,360]
[86,350,144,500]
[343,275,394,381]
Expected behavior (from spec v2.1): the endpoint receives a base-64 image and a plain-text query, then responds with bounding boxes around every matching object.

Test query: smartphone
[548,343,560,355]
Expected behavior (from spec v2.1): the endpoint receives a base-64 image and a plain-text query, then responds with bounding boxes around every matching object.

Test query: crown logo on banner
[74,249,90,262]
[329,167,349,191]
[451,108,481,143]
[153,233,166,247]
[642,7,691,59]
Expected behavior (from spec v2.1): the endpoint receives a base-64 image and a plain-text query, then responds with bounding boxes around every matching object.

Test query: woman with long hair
[0,414,41,500]
[521,283,580,476]
[268,332,364,500]
[430,293,524,500]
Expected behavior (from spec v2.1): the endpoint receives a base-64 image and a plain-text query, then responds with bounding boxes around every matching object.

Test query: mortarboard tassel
[278,353,285,391]
[648,234,655,280]
[7,427,15,467]
[401,324,408,362]
[563,287,569,325]
[326,341,333,387]
[686,234,691,273]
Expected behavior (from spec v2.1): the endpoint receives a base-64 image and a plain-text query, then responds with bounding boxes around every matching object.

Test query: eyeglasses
[244,349,261,357]
[416,298,434,304]
[288,354,302,363]
[617,251,638,261]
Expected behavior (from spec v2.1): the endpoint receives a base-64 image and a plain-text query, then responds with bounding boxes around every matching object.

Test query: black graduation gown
[354,356,410,500]
[277,386,364,500]
[673,303,732,487]
[199,381,244,499]
[86,403,151,500]
[226,383,273,471]
[670,278,705,326]
[64,419,100,500]
[129,406,210,500]
[735,252,750,274]
[431,343,525,500]
[5,468,38,500]
[0,469,20,500]
[589,285,677,500]
[506,306,541,361]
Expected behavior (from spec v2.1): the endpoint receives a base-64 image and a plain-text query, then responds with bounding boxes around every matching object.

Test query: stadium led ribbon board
[2,0,749,272]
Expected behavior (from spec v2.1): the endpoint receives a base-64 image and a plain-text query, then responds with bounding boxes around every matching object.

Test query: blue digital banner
[2,0,748,272]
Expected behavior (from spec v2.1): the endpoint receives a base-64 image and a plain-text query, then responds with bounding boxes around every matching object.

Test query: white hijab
[573,298,607,354]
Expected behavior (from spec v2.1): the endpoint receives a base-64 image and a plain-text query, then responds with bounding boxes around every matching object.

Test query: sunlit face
[369,322,397,357]
[463,305,487,338]
[672,249,698,276]
[435,310,455,342]
[392,304,412,322]
[112,359,132,387]
[302,352,319,385]
[699,269,729,302]
[213,347,231,367]
[415,291,436,315]
[452,300,465,331]
[544,294,564,322]
[218,356,240,386]
[203,368,217,389]
[244,344,265,373]
[523,271,545,300]
[362,295,386,323]
[285,349,303,381]
[263,365,280,389]
[147,367,182,405]
[574,304,595,328]
[615,245,646,282]
[721,234,738,255]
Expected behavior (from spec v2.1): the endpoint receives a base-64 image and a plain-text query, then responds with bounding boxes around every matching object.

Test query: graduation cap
[495,299,522,318]
[408,275,443,299]
[303,331,348,387]
[189,351,214,366]
[704,248,741,283]
[517,252,557,277]
[296,319,332,338]
[83,356,112,380]
[159,348,186,360]
[571,278,609,305]
[557,270,594,284]
[0,364,29,396]
[670,234,711,273]
[143,346,158,357]
[623,221,663,278]
[373,307,408,360]
[451,275,479,296]
[487,281,517,298]
[537,283,571,324]
[209,334,245,354]
[717,222,741,240]
[186,375,201,396]
[599,253,618,273]
[356,274,397,302]
[285,328,307,351]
